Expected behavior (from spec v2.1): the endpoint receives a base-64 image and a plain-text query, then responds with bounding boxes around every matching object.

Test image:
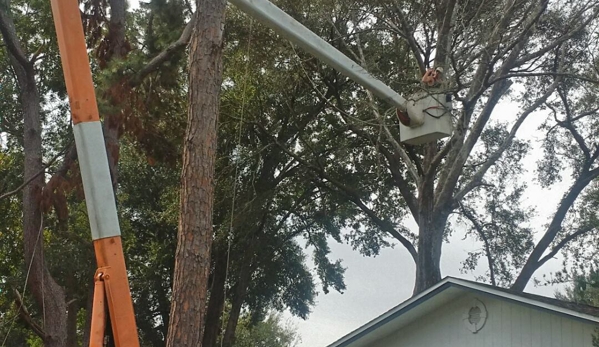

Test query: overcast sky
[123,1,571,346]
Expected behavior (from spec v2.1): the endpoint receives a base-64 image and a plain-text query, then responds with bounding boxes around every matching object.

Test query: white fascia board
[73,121,121,240]
[449,277,599,324]
[228,0,407,110]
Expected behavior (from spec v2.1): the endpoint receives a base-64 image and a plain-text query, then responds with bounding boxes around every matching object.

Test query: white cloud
[128,0,139,10]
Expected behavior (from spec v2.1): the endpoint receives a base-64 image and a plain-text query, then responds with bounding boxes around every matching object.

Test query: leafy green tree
[557,267,599,307]
[233,313,299,347]
[264,0,599,293]
[3,0,599,345]
[555,266,599,347]
[0,0,193,345]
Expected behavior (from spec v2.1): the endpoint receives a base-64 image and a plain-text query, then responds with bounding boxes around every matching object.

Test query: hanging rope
[1,212,44,347]
[219,18,254,347]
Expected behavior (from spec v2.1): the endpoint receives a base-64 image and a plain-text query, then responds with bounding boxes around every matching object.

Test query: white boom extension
[229,0,454,145]
[228,0,407,110]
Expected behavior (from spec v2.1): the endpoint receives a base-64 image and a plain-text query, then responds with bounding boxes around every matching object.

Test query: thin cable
[1,213,44,347]
[219,18,254,347]
[41,223,46,330]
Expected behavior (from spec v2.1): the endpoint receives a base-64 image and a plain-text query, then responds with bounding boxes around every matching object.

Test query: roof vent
[468,306,482,325]
[463,299,487,333]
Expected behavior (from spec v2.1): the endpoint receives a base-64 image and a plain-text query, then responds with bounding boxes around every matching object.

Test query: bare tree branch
[537,225,595,268]
[256,122,419,263]
[453,78,561,203]
[512,166,599,291]
[381,4,426,74]
[0,143,70,201]
[129,12,197,87]
[460,204,497,286]
[14,289,49,341]
[490,71,599,85]
[0,2,31,69]
[514,5,599,67]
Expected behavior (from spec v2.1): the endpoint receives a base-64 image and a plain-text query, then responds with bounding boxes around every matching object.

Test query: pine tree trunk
[165,0,227,346]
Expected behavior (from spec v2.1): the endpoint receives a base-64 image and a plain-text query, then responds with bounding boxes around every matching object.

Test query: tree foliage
[233,313,299,347]
[1,0,599,345]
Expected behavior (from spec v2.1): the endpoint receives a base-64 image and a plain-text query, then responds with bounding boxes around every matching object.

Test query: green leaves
[233,313,299,347]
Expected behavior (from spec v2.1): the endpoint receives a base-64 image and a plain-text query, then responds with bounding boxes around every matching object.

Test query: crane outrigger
[49,0,451,345]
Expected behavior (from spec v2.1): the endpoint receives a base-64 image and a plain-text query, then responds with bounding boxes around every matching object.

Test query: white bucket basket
[399,91,453,145]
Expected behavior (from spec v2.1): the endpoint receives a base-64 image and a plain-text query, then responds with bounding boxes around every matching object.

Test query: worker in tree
[397,67,444,126]
[421,67,444,87]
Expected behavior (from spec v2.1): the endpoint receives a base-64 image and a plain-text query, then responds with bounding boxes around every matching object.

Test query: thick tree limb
[258,123,419,263]
[0,145,72,201]
[129,12,197,87]
[435,0,523,202]
[437,5,545,210]
[452,79,561,203]
[433,0,457,69]
[512,166,599,291]
[557,87,591,161]
[428,135,455,177]
[460,205,496,286]
[435,79,511,213]
[537,225,596,268]
[0,2,31,69]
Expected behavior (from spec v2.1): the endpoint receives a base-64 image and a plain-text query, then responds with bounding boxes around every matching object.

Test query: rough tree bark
[165,0,227,345]
[0,3,68,347]
[414,144,446,294]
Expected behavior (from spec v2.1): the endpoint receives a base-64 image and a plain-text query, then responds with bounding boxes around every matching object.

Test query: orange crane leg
[49,0,140,346]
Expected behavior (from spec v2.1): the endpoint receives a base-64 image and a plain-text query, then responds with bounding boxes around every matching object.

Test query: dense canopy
[0,0,598,346]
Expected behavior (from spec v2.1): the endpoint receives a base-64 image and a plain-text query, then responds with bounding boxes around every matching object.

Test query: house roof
[327,277,599,347]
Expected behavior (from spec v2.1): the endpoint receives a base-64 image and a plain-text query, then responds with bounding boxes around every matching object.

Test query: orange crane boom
[49,0,139,346]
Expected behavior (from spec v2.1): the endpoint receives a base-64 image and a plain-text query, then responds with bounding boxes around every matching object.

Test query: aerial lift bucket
[399,91,453,145]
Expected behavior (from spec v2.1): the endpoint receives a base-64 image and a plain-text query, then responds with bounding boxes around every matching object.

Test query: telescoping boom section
[49,0,139,346]
[229,0,453,144]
